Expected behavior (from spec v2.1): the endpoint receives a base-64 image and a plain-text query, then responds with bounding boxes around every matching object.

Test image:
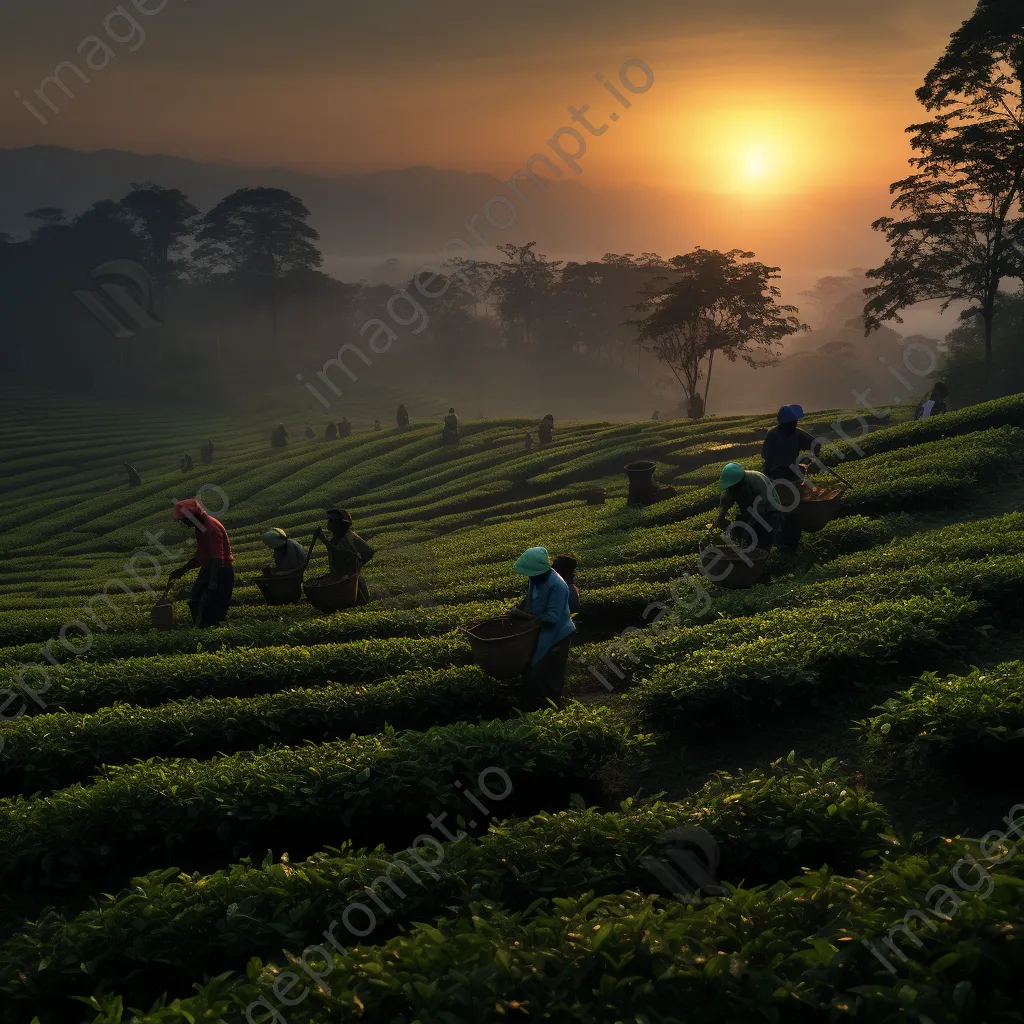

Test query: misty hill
[0,145,631,261]
[0,146,890,286]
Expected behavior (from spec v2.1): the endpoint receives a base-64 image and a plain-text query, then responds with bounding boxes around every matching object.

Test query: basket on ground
[699,547,770,589]
[256,570,304,605]
[794,486,846,533]
[150,598,175,630]
[303,573,361,612]
[461,615,542,679]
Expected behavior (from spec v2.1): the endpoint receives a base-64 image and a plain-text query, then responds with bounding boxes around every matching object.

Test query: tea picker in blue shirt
[512,546,576,709]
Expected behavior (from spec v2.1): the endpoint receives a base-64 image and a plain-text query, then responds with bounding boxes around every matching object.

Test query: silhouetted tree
[631,248,806,411]
[865,0,1024,392]
[193,187,323,338]
[487,242,563,347]
[121,182,200,285]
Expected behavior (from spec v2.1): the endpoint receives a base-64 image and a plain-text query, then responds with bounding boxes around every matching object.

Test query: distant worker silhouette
[442,407,460,445]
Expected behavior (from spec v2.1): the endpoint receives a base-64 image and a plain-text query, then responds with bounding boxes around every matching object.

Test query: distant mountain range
[0,146,895,290]
[0,145,665,262]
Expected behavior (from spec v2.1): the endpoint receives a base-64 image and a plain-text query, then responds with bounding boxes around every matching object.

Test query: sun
[744,149,771,181]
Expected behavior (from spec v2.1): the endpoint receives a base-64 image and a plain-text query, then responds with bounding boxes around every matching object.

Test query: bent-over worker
[271,423,289,448]
[168,498,235,627]
[397,404,410,430]
[338,417,352,438]
[304,422,316,440]
[538,414,554,444]
[313,508,375,604]
[325,421,338,441]
[513,546,576,709]
[124,462,142,488]
[180,452,194,474]
[200,439,215,465]
[716,463,785,553]
[260,528,307,574]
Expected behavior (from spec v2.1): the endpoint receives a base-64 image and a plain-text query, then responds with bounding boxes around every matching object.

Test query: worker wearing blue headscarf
[761,405,821,549]
[512,546,576,708]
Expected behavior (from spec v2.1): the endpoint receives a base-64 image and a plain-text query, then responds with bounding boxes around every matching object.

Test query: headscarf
[173,498,206,522]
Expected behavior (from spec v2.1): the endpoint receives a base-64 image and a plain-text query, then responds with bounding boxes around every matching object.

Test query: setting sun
[744,149,771,180]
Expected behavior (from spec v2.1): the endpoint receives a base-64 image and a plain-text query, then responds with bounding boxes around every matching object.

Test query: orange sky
[1,0,977,193]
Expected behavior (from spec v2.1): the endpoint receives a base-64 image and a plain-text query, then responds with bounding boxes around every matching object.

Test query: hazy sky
[1,0,977,195]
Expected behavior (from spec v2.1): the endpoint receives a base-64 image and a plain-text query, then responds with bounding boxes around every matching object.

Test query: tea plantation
[1,382,1023,1023]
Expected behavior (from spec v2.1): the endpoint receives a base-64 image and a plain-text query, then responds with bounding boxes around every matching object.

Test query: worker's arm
[353,534,375,565]
[168,554,200,580]
[715,491,736,528]
[800,428,823,461]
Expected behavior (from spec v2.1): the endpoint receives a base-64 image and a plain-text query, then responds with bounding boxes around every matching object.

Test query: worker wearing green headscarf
[260,528,306,574]
[715,463,785,552]
[512,546,576,709]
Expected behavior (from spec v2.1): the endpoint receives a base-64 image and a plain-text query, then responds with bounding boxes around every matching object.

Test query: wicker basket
[461,616,542,679]
[303,573,361,612]
[256,570,304,605]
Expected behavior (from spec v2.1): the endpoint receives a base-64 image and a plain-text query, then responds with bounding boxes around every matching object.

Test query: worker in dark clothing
[442,408,460,445]
[325,421,338,441]
[271,423,289,448]
[304,422,316,440]
[200,439,215,465]
[397,404,410,430]
[374,420,382,431]
[551,554,581,615]
[762,405,821,549]
[168,498,235,627]
[313,508,375,604]
[511,546,576,710]
[716,463,785,553]
[124,463,142,488]
[915,383,949,420]
[538,414,554,444]
[338,417,352,438]
[524,431,533,451]
[688,394,705,420]
[180,453,194,474]
[260,528,307,575]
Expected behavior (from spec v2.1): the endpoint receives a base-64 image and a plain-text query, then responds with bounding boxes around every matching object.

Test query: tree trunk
[983,302,994,398]
[703,348,716,411]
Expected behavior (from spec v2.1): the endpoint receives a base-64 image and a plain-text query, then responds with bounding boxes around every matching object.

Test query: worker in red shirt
[168,498,235,627]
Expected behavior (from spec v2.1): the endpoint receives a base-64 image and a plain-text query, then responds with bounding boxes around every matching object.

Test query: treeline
[0,182,811,411]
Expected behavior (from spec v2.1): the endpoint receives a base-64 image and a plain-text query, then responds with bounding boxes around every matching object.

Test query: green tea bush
[0,706,631,899]
[857,661,1024,774]
[82,838,1024,1024]
[0,759,889,1020]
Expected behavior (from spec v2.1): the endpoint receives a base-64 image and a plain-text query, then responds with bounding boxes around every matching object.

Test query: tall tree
[193,187,323,338]
[630,248,806,412]
[486,242,562,347]
[864,0,1024,391]
[120,182,200,285]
